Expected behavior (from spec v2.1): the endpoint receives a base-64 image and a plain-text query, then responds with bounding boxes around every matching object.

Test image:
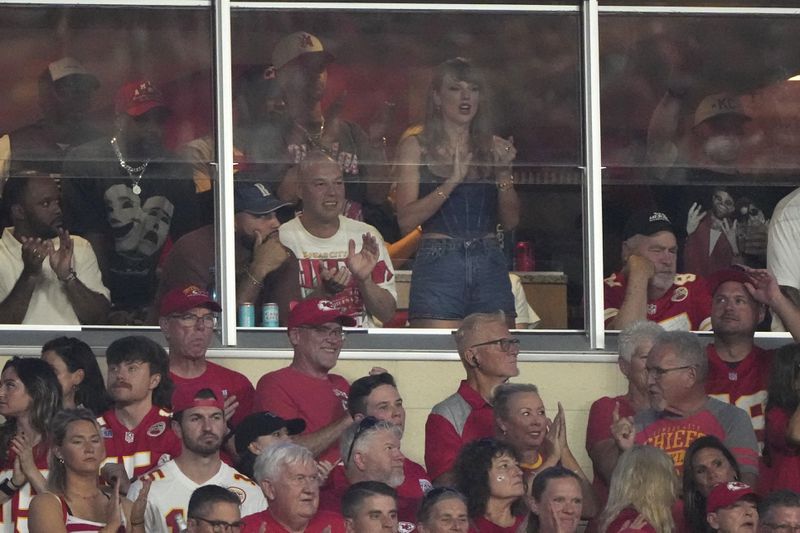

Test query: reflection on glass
[600,13,800,332]
[231,9,584,329]
[0,7,213,326]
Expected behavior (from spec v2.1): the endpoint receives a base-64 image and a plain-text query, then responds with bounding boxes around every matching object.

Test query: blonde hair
[600,445,677,533]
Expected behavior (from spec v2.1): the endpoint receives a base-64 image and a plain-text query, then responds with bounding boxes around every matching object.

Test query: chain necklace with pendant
[111,136,150,196]
[294,117,326,148]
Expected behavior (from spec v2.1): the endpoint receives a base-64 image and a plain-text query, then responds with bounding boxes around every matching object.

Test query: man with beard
[62,79,200,323]
[155,180,299,325]
[0,172,108,323]
[246,32,388,225]
[604,209,712,331]
[97,335,180,492]
[126,383,267,533]
[319,419,416,529]
[160,284,255,429]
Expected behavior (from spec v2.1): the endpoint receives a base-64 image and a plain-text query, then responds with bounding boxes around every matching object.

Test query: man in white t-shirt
[0,172,109,324]
[127,383,266,532]
[279,150,396,327]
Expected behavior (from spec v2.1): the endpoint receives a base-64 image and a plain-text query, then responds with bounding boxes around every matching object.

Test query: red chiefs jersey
[98,406,181,479]
[604,272,712,331]
[0,444,49,533]
[706,344,773,451]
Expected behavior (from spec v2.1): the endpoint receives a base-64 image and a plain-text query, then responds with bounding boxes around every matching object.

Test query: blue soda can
[262,303,279,327]
[238,303,255,327]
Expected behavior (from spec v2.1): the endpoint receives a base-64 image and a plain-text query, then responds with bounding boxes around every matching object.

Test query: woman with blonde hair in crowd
[29,408,149,532]
[600,445,677,533]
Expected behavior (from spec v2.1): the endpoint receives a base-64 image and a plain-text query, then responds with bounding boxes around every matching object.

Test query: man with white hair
[585,321,663,532]
[319,418,416,530]
[243,442,346,532]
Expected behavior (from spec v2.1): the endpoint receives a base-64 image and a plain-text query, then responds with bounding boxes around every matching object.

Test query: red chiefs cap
[115,80,168,117]
[172,383,225,414]
[287,298,356,328]
[708,267,753,296]
[160,285,222,317]
[706,481,759,513]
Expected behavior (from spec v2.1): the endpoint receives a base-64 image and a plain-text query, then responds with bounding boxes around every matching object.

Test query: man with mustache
[97,335,180,491]
[0,172,108,324]
[704,267,800,451]
[156,180,299,325]
[127,383,267,533]
[604,209,712,331]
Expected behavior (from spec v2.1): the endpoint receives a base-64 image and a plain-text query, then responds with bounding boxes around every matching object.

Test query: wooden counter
[393,270,568,329]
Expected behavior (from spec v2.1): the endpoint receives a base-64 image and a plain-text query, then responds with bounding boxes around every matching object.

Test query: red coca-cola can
[514,241,535,271]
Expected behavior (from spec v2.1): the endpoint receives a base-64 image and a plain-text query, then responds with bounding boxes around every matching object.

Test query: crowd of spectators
[4,26,800,533]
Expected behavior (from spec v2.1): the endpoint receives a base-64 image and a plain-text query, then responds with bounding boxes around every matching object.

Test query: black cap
[233,412,305,455]
[622,209,674,240]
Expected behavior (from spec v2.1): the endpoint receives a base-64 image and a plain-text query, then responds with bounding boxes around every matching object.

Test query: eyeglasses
[761,525,800,532]
[189,515,244,532]
[298,325,346,341]
[645,365,696,379]
[346,416,380,465]
[171,313,217,328]
[470,338,520,352]
[286,472,322,488]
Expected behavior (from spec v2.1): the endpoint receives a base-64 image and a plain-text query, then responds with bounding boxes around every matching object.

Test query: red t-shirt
[242,509,346,533]
[706,344,773,451]
[255,366,350,464]
[634,398,759,476]
[763,406,800,493]
[425,381,495,481]
[98,405,181,478]
[469,515,525,533]
[0,443,49,532]
[604,272,712,331]
[584,395,635,533]
[604,507,658,533]
[170,361,255,429]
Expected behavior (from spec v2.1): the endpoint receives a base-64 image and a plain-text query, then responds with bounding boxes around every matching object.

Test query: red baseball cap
[172,383,225,414]
[287,298,356,328]
[160,285,222,317]
[706,481,759,513]
[708,267,752,296]
[115,80,168,117]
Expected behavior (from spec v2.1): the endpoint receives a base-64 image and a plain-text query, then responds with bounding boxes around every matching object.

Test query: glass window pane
[231,8,583,330]
[600,12,800,332]
[0,6,214,326]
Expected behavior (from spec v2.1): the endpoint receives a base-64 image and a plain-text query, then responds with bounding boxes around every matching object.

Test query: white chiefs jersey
[127,459,266,533]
